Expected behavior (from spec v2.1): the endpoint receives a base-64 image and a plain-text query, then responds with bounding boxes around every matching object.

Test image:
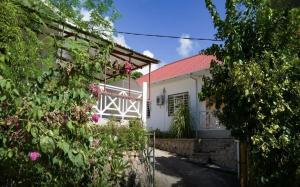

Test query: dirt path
[154,149,238,187]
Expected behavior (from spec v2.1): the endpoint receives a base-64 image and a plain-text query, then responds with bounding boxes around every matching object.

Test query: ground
[155,149,238,187]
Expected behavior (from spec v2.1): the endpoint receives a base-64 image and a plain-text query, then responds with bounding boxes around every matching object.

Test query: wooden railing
[94,83,144,120]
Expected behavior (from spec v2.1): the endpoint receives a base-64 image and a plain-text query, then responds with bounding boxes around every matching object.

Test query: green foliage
[0,0,146,186]
[152,129,174,139]
[131,71,143,80]
[201,0,300,186]
[169,104,193,138]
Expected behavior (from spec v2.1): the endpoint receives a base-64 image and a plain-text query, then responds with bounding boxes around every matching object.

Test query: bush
[0,119,147,186]
[169,104,193,138]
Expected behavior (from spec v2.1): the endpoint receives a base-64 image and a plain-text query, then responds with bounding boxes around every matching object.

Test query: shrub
[0,118,147,186]
[169,104,193,138]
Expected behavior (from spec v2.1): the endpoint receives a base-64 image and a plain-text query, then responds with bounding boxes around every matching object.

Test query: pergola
[43,17,159,82]
[24,4,158,122]
[22,3,159,82]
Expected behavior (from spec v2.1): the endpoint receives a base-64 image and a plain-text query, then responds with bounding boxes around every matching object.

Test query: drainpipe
[190,74,199,138]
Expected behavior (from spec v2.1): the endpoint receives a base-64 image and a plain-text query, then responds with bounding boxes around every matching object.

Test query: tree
[200,0,300,186]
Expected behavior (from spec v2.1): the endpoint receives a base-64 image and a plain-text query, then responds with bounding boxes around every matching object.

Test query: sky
[111,0,226,73]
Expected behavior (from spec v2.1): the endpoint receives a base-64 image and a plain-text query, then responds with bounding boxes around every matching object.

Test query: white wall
[146,70,209,132]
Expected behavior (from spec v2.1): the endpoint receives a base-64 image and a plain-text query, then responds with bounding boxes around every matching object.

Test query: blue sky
[112,0,226,72]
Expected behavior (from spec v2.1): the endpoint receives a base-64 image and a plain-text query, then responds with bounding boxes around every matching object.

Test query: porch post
[142,82,148,127]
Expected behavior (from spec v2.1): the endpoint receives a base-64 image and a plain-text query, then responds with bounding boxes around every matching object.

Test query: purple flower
[91,113,100,123]
[29,151,41,161]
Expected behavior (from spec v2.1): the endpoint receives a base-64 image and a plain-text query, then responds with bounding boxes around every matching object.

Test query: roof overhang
[106,44,159,80]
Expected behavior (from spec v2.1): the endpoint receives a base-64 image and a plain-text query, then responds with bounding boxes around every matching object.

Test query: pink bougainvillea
[91,113,100,123]
[29,151,41,161]
[89,84,100,98]
[124,61,132,74]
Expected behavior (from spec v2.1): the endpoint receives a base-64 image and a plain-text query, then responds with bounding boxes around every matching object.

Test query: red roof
[137,54,216,85]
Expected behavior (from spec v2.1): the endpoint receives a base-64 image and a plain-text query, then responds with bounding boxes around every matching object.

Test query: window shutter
[168,95,174,116]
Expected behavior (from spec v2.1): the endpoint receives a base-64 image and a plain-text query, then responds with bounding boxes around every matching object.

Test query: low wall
[155,139,197,157]
[155,138,237,171]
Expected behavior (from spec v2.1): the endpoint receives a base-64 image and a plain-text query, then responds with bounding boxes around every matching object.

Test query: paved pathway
[155,149,238,187]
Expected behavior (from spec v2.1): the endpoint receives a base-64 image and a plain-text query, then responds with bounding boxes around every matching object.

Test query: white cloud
[138,64,160,75]
[138,50,160,74]
[79,10,130,49]
[81,9,91,21]
[142,50,154,58]
[113,34,130,48]
[176,34,193,57]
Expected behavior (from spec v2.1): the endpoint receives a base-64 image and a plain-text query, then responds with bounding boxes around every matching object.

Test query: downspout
[190,74,199,138]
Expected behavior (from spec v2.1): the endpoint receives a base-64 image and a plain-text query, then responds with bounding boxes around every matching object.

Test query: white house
[137,54,231,138]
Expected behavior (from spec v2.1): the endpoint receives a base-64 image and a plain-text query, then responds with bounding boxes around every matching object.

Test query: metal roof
[137,54,216,85]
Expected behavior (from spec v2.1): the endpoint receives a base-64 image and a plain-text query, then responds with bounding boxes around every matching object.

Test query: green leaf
[0,96,6,102]
[53,156,62,167]
[7,150,13,158]
[30,127,38,137]
[67,121,75,132]
[12,89,19,96]
[40,136,55,153]
[57,140,70,154]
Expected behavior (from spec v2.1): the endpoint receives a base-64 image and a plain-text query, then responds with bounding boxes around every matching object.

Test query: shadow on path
[155,149,238,187]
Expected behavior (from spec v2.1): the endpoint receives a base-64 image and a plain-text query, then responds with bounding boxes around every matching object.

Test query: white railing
[94,83,143,120]
[200,111,225,129]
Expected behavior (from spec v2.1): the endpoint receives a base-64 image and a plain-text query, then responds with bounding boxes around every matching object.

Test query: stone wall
[155,139,197,157]
[155,138,237,171]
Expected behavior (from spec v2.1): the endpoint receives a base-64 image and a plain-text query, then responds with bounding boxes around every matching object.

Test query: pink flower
[91,113,100,123]
[124,61,132,74]
[89,84,100,98]
[29,151,41,161]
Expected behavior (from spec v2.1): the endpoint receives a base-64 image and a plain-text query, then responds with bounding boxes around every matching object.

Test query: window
[168,92,189,116]
[147,101,151,118]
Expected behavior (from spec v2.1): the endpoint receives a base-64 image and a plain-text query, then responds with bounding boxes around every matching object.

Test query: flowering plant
[28,151,41,161]
[0,0,146,186]
[124,61,133,74]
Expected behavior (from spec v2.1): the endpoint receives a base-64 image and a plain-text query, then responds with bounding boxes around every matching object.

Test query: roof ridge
[139,53,208,78]
[163,53,205,67]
